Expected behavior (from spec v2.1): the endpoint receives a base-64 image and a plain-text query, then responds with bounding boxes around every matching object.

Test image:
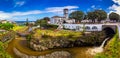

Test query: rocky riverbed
[13,48,72,58]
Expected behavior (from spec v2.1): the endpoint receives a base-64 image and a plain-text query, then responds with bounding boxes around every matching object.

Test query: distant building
[50,8,75,25]
[50,16,63,25]
[0,20,15,24]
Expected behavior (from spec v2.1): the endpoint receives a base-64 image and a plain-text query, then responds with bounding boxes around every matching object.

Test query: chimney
[64,8,68,19]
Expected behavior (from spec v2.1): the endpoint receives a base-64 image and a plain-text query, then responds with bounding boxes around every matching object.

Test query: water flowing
[87,38,109,55]
[100,38,109,48]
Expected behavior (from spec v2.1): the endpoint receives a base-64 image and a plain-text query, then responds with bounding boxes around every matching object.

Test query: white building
[50,8,75,25]
[50,16,63,25]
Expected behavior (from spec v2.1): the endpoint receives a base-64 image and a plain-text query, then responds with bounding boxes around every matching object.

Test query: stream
[87,37,109,55]
[12,37,109,58]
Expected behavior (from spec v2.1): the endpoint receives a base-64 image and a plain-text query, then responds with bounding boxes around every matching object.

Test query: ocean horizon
[15,21,35,25]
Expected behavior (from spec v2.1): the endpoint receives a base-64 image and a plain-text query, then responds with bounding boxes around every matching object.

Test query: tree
[87,10,107,23]
[83,15,88,20]
[35,19,47,27]
[35,17,58,29]
[94,10,107,23]
[87,11,97,23]
[43,17,50,21]
[69,11,85,22]
[109,12,120,22]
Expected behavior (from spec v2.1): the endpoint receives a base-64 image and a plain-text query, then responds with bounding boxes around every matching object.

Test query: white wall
[63,24,103,31]
[50,18,63,25]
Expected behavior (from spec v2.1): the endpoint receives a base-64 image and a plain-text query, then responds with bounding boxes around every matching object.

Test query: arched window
[85,26,90,30]
[92,26,98,31]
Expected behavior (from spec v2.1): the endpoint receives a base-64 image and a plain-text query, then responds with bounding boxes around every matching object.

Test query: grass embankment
[12,26,28,33]
[95,31,120,58]
[0,42,12,58]
[33,29,82,41]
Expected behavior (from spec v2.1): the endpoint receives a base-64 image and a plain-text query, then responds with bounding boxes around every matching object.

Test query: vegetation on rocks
[75,31,106,46]
[28,29,107,51]
[0,31,15,42]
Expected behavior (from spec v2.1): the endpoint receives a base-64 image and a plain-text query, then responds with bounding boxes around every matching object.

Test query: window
[85,26,90,30]
[92,26,98,31]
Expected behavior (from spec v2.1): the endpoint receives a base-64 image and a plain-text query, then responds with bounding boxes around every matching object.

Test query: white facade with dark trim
[63,24,103,31]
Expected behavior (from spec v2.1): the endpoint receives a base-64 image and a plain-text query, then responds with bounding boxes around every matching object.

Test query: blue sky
[0,0,119,21]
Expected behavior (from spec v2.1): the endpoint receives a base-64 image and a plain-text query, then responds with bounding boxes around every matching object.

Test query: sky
[0,0,119,21]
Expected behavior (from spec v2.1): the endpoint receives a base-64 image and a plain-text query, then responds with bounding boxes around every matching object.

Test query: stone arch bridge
[63,23,120,39]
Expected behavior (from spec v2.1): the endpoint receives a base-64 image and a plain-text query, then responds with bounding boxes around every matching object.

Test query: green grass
[33,29,82,41]
[12,26,27,32]
[0,42,12,58]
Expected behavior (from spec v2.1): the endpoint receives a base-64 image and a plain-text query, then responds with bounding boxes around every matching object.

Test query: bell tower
[64,8,69,19]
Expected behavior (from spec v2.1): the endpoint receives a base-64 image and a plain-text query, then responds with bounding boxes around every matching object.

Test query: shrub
[43,24,58,29]
[0,22,14,30]
[26,34,32,42]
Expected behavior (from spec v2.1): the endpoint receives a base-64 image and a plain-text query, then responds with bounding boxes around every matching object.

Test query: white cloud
[108,0,120,15]
[0,10,42,19]
[91,5,95,8]
[108,4,120,15]
[14,1,25,7]
[91,5,102,10]
[87,5,102,11]
[45,6,79,14]
[109,4,118,10]
[12,10,42,16]
[112,0,120,5]
[0,5,79,20]
[69,10,77,13]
